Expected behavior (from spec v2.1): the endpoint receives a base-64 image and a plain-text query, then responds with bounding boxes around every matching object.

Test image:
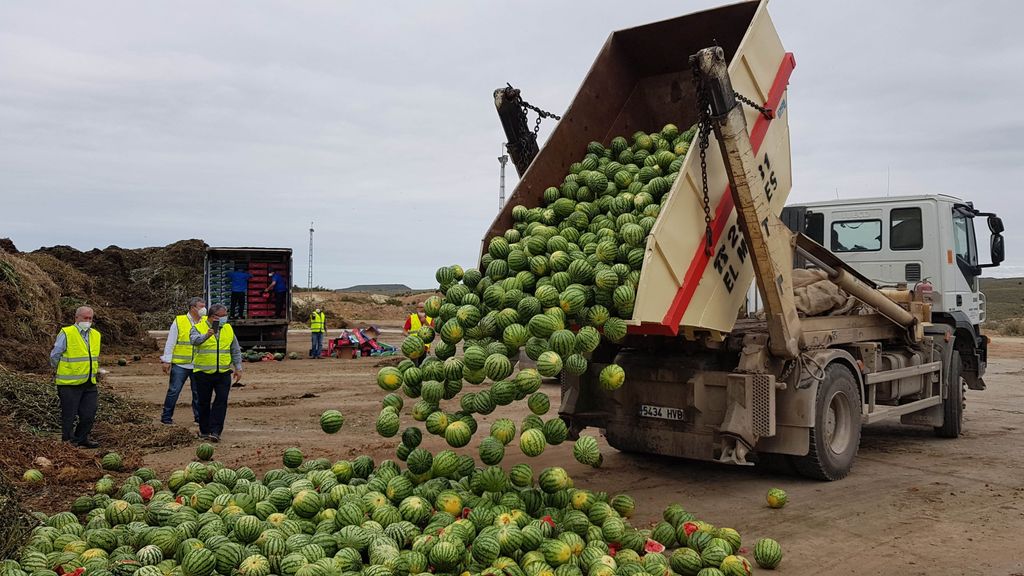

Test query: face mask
[197,307,208,317]
[217,317,228,325]
[76,321,91,331]
[315,309,321,314]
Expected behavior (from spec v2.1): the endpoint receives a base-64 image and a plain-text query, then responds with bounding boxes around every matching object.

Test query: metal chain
[519,99,563,135]
[735,92,774,119]
[691,63,714,257]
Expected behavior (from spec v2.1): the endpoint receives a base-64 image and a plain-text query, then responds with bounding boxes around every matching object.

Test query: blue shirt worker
[226,268,253,318]
[189,304,243,442]
[159,297,205,425]
[262,271,289,318]
[49,306,102,448]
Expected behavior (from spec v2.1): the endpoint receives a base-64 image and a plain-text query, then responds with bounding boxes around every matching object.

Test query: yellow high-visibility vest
[310,311,326,333]
[171,314,202,365]
[55,326,101,386]
[193,321,236,374]
[408,314,433,332]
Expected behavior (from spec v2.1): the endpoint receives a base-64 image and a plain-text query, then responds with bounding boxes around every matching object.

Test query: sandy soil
[101,335,1024,576]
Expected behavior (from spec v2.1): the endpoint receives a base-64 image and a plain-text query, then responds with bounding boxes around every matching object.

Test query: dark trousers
[311,332,324,358]
[194,371,231,436]
[57,384,98,443]
[273,291,287,317]
[160,364,199,424]
[230,291,246,318]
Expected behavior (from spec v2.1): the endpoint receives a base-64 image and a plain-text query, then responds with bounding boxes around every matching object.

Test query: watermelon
[101,453,123,471]
[376,408,401,438]
[181,548,216,576]
[401,335,426,359]
[484,353,514,381]
[598,364,625,391]
[536,351,563,378]
[527,392,550,415]
[572,435,602,468]
[478,436,506,466]
[319,410,344,434]
[753,538,782,569]
[563,353,588,375]
[282,447,303,468]
[22,469,43,483]
[670,548,703,576]
[443,420,472,448]
[195,443,214,461]
[520,428,547,457]
[766,488,787,508]
[602,317,627,343]
[542,417,569,445]
[377,367,403,391]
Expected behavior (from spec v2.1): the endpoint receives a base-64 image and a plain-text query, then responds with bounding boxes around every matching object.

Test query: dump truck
[205,247,292,353]
[490,0,1005,480]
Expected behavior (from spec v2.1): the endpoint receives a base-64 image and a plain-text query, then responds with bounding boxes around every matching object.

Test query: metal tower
[307,221,314,289]
[498,142,509,210]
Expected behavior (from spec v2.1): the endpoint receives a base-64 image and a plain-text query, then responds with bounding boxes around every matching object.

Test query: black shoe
[76,439,100,449]
[161,420,173,426]
[208,434,220,443]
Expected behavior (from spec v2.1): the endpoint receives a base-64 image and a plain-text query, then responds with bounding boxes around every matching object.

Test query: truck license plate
[639,404,686,421]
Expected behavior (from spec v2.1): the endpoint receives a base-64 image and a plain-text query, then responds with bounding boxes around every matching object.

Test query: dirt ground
[99,333,1024,576]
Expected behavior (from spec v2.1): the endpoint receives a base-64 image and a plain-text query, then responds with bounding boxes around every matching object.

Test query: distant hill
[336,284,422,295]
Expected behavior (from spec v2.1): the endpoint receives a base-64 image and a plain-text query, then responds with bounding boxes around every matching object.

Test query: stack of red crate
[246,263,289,318]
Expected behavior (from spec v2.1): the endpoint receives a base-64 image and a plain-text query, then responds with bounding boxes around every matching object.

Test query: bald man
[50,306,102,448]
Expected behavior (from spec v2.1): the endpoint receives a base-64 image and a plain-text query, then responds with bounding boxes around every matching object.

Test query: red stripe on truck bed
[658,52,796,333]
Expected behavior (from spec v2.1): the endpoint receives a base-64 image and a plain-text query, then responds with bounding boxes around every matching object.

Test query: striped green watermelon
[753,538,781,569]
[439,319,463,345]
[602,317,627,343]
[766,487,787,508]
[443,421,471,448]
[519,429,547,457]
[401,335,426,359]
[563,354,588,376]
[573,435,602,468]
[478,437,505,466]
[575,326,601,354]
[548,330,576,357]
[538,467,571,494]
[101,453,123,471]
[377,367,403,391]
[376,408,400,438]
[490,418,517,445]
[181,548,216,576]
[670,548,703,576]
[319,410,344,434]
[503,323,529,349]
[536,351,563,378]
[237,555,271,576]
[425,411,449,435]
[527,392,550,415]
[543,418,569,445]
[484,353,513,381]
[463,346,487,370]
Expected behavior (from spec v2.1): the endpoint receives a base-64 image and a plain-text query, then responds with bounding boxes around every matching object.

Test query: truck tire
[934,350,964,438]
[794,363,861,481]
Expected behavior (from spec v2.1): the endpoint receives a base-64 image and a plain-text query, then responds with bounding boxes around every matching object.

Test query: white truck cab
[782,195,1005,390]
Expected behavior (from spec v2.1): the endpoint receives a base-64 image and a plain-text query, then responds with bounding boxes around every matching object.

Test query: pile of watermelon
[6,447,783,576]
[377,125,697,468]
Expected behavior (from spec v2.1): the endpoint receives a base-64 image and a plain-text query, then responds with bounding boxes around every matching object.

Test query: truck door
[950,206,983,324]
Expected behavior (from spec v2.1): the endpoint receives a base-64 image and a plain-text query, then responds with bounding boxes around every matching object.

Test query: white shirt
[161,313,201,368]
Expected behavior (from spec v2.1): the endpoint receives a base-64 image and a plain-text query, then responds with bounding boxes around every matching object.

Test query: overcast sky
[2,0,1022,288]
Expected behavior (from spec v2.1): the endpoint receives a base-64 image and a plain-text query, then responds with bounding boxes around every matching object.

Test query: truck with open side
[205,247,292,353]
[490,0,1005,479]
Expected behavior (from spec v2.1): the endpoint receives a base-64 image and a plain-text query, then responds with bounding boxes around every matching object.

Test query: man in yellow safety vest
[159,297,205,425]
[49,306,103,448]
[309,307,326,359]
[403,303,433,335]
[189,304,243,442]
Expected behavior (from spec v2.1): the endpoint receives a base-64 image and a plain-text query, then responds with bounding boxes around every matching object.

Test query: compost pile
[0,239,206,371]
[0,368,193,515]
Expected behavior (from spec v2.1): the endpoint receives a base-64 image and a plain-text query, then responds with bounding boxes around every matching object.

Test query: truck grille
[753,374,773,437]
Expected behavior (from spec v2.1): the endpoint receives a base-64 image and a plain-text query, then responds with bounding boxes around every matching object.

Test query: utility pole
[498,142,509,211]
[307,221,314,289]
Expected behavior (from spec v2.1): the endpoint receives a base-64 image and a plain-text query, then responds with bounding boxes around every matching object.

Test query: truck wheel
[934,350,964,438]
[794,363,861,481]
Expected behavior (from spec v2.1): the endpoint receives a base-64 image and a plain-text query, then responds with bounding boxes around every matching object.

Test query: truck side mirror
[988,215,1004,235]
[991,234,1005,266]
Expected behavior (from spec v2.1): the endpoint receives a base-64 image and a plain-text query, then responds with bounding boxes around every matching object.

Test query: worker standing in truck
[262,271,288,318]
[403,303,433,336]
[225,267,252,319]
[309,307,326,359]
